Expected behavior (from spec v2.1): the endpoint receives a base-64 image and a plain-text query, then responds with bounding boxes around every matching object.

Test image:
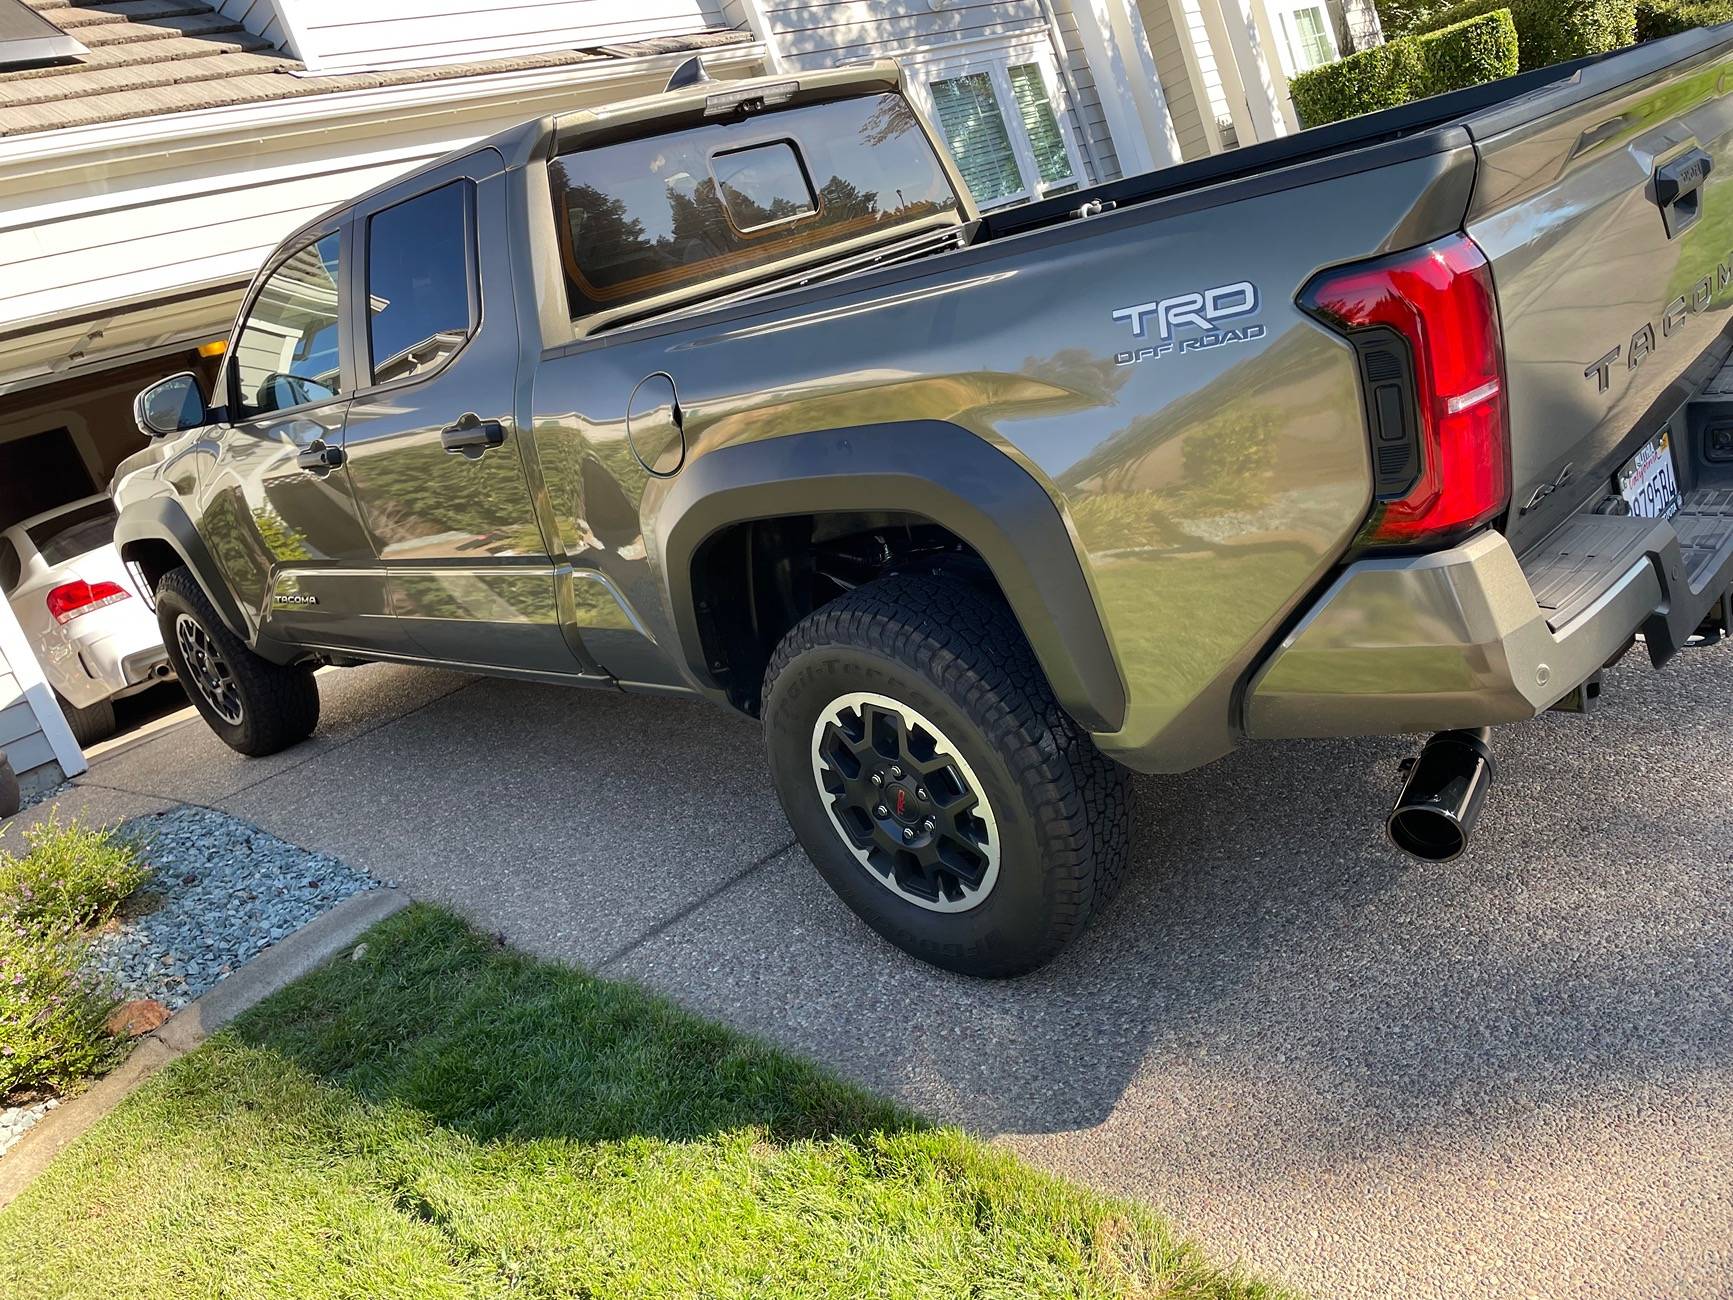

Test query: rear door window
[550,93,959,322]
[365,182,475,387]
[231,233,344,419]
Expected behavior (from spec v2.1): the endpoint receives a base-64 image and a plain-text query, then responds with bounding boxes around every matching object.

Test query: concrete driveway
[46,639,1733,1300]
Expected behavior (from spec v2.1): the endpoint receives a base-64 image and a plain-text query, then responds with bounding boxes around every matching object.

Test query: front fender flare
[654,421,1127,733]
[113,497,253,645]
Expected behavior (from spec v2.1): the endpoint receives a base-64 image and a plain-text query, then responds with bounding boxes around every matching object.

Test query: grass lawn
[0,905,1287,1299]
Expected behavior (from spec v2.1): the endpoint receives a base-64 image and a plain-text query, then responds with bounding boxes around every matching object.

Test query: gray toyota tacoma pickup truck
[117,33,1733,975]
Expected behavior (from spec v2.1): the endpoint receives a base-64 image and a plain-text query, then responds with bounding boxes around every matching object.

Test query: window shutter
[1007,64,1074,188]
[929,73,1024,206]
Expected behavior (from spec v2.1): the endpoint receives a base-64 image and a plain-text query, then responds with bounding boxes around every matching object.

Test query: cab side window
[365,182,474,387]
[232,233,344,420]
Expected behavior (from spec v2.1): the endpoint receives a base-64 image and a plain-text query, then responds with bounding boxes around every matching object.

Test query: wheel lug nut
[890,764,904,778]
[923,817,936,831]
[870,772,884,787]
[902,827,915,841]
[875,804,888,817]
[916,787,928,801]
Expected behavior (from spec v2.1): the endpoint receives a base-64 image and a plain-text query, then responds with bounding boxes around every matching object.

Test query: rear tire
[55,693,116,749]
[762,573,1131,978]
[155,567,319,757]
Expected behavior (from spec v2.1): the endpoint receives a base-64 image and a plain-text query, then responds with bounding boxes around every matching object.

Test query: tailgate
[1464,28,1733,554]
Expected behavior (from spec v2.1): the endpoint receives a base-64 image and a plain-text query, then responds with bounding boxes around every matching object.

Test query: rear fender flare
[654,421,1127,733]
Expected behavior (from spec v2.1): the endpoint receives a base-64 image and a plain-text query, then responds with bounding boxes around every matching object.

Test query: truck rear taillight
[47,579,129,624]
[1300,234,1509,547]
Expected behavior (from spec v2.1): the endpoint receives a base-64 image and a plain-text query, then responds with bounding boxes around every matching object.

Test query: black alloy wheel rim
[174,613,244,726]
[809,691,1000,912]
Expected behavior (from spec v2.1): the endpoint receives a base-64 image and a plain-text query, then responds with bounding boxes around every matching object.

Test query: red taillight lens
[46,579,129,624]
[1300,234,1509,547]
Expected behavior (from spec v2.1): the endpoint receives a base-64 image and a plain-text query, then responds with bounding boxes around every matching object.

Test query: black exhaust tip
[1386,727,1494,863]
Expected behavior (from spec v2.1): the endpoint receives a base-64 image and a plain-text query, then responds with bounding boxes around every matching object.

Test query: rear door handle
[296,439,344,474]
[441,412,506,458]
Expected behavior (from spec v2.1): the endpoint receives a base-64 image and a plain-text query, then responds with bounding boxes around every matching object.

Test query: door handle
[441,412,506,458]
[1655,148,1712,238]
[296,439,344,474]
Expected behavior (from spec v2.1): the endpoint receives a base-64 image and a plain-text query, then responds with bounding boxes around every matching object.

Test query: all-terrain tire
[155,566,319,757]
[55,693,116,748]
[762,573,1132,977]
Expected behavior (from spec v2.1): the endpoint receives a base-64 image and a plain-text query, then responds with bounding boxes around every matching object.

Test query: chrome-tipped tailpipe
[1386,727,1494,862]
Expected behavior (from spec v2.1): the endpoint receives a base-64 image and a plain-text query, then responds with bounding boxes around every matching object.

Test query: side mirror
[134,371,209,439]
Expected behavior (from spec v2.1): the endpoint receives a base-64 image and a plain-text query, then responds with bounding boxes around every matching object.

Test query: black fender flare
[113,497,254,646]
[655,420,1127,733]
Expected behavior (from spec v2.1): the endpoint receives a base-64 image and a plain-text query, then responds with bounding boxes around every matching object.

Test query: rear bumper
[1244,517,1726,738]
[53,622,171,711]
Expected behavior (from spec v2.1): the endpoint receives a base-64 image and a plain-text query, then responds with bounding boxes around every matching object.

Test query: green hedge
[1635,0,1733,40]
[1416,0,1636,70]
[1290,10,1519,127]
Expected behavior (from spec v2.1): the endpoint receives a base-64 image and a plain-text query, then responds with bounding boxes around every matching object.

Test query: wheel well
[689,512,1001,715]
[119,539,183,597]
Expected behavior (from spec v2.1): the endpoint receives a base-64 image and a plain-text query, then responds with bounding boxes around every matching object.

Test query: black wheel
[155,567,319,757]
[54,692,116,748]
[762,573,1132,978]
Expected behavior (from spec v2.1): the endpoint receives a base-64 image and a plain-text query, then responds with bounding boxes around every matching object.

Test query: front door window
[231,234,343,418]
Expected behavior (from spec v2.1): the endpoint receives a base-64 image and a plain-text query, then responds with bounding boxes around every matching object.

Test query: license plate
[1617,430,1682,519]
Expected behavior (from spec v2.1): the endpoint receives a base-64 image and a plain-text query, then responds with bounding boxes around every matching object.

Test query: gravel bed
[0,1097,59,1160]
[86,806,382,1012]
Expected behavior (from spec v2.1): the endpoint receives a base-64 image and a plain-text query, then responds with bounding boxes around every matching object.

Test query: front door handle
[296,439,344,474]
[441,412,506,458]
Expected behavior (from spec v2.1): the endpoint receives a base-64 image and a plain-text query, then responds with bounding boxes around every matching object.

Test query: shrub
[1420,10,1523,92]
[1417,0,1636,70]
[1635,0,1733,40]
[1291,36,1428,126]
[1291,11,1519,126]
[0,815,149,930]
[0,918,119,1097]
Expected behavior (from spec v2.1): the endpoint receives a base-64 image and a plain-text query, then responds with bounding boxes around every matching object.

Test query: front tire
[155,567,319,757]
[762,574,1131,977]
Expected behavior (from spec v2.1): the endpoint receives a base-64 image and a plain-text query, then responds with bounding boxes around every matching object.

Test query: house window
[1275,4,1339,74]
[925,55,1082,209]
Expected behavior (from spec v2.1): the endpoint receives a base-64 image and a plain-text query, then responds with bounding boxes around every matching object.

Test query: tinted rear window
[28,499,116,565]
[550,93,958,321]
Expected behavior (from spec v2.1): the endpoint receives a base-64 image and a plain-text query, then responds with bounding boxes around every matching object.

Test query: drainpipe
[1037,0,1107,182]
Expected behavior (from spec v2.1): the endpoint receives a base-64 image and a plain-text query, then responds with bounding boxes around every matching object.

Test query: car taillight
[46,579,130,624]
[1300,233,1509,547]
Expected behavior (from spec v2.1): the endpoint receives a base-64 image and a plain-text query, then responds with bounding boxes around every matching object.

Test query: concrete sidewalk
[19,645,1733,1300]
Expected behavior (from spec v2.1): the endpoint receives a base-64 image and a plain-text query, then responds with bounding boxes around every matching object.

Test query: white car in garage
[0,495,174,746]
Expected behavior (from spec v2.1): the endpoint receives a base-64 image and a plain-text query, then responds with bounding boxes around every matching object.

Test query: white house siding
[0,665,55,780]
[1134,0,1207,160]
[0,599,84,792]
[1047,0,1119,183]
[1179,0,1234,145]
[750,0,1107,185]
[218,0,729,74]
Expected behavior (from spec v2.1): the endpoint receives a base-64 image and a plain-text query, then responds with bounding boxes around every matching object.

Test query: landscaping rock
[104,999,170,1038]
[85,807,379,1012]
[0,1096,58,1160]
